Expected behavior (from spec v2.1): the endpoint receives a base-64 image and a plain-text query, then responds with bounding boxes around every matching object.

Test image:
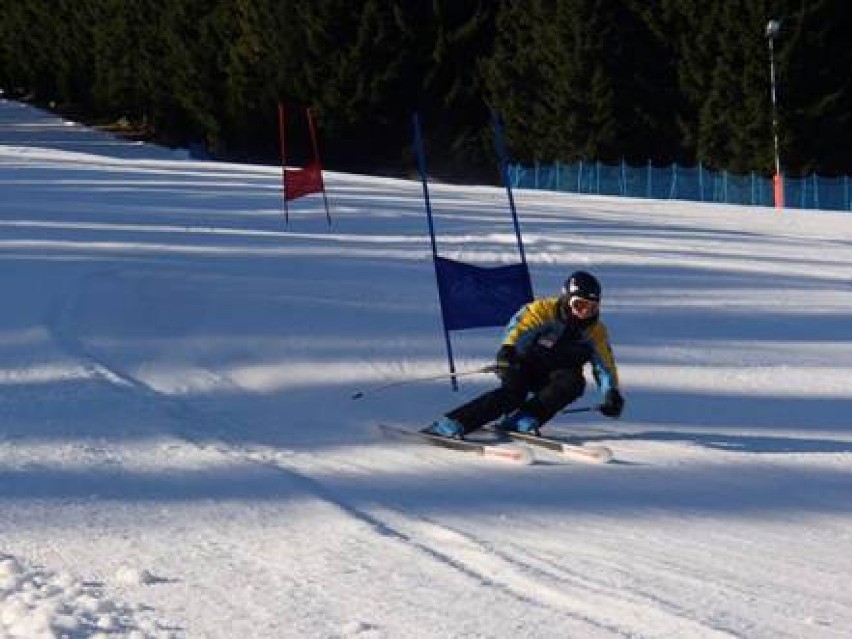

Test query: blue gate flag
[435,257,533,331]
[412,112,533,390]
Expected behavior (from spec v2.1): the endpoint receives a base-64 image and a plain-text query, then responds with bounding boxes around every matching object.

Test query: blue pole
[670,164,677,199]
[412,113,458,391]
[647,160,652,198]
[813,174,819,209]
[492,113,530,270]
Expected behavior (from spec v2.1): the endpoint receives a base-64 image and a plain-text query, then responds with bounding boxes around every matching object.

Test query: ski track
[26,186,844,638]
[4,107,852,639]
[49,298,749,638]
[10,247,844,638]
[364,510,737,639]
[46,276,849,638]
[38,264,704,638]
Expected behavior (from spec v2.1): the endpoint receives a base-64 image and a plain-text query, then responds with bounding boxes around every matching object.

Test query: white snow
[1,98,851,638]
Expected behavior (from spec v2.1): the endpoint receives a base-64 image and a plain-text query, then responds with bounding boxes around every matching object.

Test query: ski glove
[495,344,519,381]
[600,388,624,418]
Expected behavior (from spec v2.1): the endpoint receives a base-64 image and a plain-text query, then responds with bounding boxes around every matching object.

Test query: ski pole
[351,364,498,400]
[561,405,601,414]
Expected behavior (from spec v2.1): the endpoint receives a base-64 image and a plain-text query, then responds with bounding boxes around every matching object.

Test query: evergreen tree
[781,0,852,174]
[193,0,287,157]
[410,1,498,176]
[483,0,660,164]
[622,0,685,163]
[287,0,415,168]
[481,1,582,162]
[0,2,36,96]
[0,1,68,102]
[1,0,851,177]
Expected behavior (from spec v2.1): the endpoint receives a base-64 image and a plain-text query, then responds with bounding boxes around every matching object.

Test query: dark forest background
[1,0,850,181]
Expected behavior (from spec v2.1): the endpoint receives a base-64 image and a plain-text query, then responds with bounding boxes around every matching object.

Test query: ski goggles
[567,296,600,317]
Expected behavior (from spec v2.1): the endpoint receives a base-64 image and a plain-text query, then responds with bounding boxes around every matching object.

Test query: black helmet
[563,270,601,302]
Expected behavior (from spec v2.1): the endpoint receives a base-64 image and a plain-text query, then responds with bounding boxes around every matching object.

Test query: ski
[378,424,534,465]
[485,426,613,464]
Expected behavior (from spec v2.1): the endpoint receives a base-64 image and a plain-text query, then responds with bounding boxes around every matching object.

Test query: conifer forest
[1,1,850,180]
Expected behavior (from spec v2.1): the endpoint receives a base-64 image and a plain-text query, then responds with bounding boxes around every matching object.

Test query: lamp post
[766,19,783,209]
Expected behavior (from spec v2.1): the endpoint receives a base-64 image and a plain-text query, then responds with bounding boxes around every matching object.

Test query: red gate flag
[284,162,323,201]
[277,103,331,227]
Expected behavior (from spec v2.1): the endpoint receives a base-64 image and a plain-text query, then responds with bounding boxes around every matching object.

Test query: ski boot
[496,411,541,436]
[422,416,464,439]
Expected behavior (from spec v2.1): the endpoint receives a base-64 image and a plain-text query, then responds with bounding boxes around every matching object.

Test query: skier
[424,270,624,438]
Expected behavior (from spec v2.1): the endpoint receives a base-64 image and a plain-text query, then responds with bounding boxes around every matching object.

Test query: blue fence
[508,161,852,212]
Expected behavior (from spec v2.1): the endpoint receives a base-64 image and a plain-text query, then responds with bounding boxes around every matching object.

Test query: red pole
[306,108,332,228]
[277,102,290,226]
[773,173,784,209]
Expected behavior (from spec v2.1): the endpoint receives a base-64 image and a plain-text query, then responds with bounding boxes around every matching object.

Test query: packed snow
[1,98,851,638]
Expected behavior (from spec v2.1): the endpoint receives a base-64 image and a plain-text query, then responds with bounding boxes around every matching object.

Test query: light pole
[766,19,783,209]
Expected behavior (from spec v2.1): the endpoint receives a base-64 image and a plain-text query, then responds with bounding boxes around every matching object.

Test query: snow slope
[1,98,851,638]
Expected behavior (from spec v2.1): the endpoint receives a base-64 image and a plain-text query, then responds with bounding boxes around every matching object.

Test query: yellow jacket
[501,297,619,393]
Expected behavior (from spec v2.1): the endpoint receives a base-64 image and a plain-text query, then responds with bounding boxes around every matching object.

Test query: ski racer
[424,270,624,438]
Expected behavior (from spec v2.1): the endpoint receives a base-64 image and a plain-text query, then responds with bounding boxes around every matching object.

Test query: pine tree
[2,0,851,176]
[0,2,37,97]
[285,0,415,167]
[780,0,852,174]
[483,0,649,164]
[481,1,580,162]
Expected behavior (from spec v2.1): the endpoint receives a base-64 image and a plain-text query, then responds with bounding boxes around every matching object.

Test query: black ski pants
[446,356,586,435]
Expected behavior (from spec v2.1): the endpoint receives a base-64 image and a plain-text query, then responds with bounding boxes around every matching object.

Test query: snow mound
[0,554,174,638]
[115,566,158,587]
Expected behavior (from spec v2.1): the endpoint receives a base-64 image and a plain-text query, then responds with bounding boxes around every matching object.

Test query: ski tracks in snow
[173,439,737,638]
[43,267,738,638]
[358,510,738,638]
